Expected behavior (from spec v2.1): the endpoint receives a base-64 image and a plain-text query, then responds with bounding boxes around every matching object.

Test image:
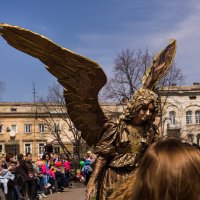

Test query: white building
[160,83,200,146]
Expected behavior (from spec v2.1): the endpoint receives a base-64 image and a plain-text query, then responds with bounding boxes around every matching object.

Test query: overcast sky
[0,0,200,102]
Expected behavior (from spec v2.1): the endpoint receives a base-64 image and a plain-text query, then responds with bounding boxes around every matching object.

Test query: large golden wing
[142,39,176,90]
[0,23,107,146]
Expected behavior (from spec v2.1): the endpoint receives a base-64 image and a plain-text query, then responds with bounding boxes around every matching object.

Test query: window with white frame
[39,124,45,133]
[169,111,176,124]
[24,143,32,154]
[0,125,3,134]
[11,125,17,133]
[195,110,200,124]
[24,124,32,133]
[38,143,45,157]
[186,111,192,125]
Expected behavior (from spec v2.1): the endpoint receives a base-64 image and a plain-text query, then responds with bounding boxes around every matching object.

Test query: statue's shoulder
[105,118,127,129]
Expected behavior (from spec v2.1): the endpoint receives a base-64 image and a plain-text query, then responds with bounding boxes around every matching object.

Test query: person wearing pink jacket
[63,158,71,188]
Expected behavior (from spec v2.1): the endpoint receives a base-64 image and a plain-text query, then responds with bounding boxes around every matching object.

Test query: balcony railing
[167,122,182,130]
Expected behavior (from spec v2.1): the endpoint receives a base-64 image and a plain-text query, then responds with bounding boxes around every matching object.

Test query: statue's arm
[86,156,107,200]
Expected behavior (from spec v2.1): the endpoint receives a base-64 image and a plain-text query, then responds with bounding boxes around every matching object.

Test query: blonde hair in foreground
[110,137,200,200]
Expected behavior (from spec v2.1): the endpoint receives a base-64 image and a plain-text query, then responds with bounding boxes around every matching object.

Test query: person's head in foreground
[110,137,200,200]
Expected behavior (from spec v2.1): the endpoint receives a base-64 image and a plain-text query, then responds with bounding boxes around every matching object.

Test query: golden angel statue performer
[0,24,176,200]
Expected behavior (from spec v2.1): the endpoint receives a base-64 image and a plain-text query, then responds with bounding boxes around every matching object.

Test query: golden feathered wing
[142,39,176,90]
[0,23,108,146]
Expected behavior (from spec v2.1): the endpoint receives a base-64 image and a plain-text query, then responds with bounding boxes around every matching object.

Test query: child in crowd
[63,158,71,188]
[82,160,93,185]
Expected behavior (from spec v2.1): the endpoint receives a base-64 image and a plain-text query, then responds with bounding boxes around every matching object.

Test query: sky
[0,0,200,102]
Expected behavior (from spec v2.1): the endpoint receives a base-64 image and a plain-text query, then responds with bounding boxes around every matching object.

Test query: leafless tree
[35,83,85,160]
[101,48,184,103]
[100,48,151,103]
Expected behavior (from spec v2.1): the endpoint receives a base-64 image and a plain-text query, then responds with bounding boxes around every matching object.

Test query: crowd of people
[0,151,72,200]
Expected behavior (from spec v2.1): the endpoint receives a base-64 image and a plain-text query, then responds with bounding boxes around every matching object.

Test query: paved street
[46,183,86,200]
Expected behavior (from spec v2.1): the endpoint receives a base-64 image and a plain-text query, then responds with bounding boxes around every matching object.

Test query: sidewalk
[46,182,86,200]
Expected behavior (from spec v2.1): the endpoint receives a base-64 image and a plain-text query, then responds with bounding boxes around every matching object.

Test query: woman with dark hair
[109,137,200,200]
[3,153,15,170]
[2,153,22,200]
[87,88,160,200]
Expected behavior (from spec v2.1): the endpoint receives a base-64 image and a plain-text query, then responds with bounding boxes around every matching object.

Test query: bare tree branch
[35,83,85,159]
[100,48,184,103]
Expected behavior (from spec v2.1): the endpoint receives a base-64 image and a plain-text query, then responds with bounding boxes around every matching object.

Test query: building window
[24,143,32,154]
[39,124,45,133]
[0,144,3,154]
[0,125,3,134]
[197,134,200,146]
[38,143,45,157]
[186,111,192,124]
[10,108,17,111]
[169,111,176,124]
[189,96,196,100]
[24,124,32,133]
[11,125,17,133]
[54,146,60,154]
[195,110,200,124]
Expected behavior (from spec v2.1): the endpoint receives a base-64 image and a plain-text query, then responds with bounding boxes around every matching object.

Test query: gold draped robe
[94,119,159,200]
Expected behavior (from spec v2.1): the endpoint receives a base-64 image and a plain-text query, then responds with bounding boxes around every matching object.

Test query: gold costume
[87,88,159,200]
[96,120,159,199]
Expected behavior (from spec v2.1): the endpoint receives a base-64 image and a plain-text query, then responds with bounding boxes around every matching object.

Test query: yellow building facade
[0,102,74,160]
[0,102,123,161]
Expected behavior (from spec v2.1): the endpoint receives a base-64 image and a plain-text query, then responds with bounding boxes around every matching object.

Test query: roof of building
[159,83,200,95]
